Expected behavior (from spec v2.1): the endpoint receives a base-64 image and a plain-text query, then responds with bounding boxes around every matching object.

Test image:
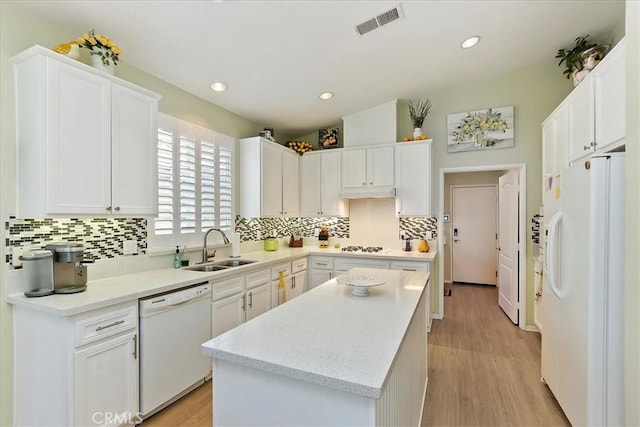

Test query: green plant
[555,35,596,79]
[408,98,432,128]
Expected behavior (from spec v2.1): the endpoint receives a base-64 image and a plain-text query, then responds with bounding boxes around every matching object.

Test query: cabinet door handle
[362,182,366,186]
[132,335,138,360]
[369,182,373,185]
[248,292,253,308]
[114,206,120,211]
[591,141,597,147]
[329,272,333,279]
[241,294,246,311]
[95,319,125,332]
[106,206,112,211]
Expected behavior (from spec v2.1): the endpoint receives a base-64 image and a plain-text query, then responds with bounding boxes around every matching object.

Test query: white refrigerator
[541,153,625,426]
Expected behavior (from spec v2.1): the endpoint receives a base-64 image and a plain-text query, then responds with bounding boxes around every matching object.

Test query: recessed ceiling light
[319,92,334,100]
[210,81,227,92]
[461,36,481,49]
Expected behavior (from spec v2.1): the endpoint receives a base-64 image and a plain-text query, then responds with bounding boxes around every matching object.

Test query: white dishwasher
[139,282,212,418]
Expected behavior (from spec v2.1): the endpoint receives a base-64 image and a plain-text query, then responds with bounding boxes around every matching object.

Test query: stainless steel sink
[213,259,258,267]
[185,264,230,272]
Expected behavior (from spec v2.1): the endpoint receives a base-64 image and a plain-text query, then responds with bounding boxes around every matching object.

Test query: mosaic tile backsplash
[6,218,147,265]
[6,215,438,266]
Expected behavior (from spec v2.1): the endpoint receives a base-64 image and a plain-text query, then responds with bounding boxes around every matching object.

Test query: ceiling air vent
[355,4,403,36]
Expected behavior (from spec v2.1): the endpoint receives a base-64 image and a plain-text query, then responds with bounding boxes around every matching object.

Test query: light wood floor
[143,283,570,426]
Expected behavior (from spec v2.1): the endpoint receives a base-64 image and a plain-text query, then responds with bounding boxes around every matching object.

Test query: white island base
[203,268,429,426]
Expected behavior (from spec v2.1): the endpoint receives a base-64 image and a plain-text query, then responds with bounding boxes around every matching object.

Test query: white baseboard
[432,313,443,320]
[524,325,540,333]
[444,280,452,284]
[427,316,433,333]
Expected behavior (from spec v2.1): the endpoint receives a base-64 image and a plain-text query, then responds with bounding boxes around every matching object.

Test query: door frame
[437,163,527,329]
[449,184,498,285]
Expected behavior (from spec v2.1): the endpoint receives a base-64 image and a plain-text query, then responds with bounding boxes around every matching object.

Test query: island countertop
[201,267,429,399]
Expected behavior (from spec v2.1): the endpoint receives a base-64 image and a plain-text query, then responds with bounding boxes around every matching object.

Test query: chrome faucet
[201,228,230,263]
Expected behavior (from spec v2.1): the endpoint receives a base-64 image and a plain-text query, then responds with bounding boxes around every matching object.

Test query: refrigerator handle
[546,212,565,299]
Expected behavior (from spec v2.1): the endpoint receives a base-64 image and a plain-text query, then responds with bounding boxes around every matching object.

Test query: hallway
[422,283,570,426]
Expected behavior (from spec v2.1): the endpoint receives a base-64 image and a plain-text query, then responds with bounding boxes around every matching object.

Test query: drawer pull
[95,319,125,332]
[403,268,417,271]
[316,262,328,266]
[248,292,253,308]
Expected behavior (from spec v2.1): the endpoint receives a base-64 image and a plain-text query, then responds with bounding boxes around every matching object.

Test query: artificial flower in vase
[408,98,432,139]
[76,29,121,75]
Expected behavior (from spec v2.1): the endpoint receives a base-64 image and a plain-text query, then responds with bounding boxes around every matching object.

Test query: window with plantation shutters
[150,114,235,249]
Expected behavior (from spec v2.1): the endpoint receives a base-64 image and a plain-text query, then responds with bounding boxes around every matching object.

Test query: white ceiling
[8,0,624,137]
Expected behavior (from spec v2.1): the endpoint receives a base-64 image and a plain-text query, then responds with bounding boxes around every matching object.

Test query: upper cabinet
[13,45,160,218]
[239,137,299,217]
[395,141,431,216]
[300,150,346,217]
[542,103,569,177]
[341,146,394,189]
[567,39,626,162]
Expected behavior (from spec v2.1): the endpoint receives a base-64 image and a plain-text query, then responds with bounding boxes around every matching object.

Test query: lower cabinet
[211,269,271,337]
[74,331,139,426]
[308,256,335,290]
[13,301,139,427]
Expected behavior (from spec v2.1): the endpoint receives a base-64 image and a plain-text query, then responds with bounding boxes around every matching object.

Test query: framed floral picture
[447,106,514,153]
[318,128,339,149]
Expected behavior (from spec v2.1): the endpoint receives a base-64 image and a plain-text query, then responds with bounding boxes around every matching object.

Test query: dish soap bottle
[180,246,189,267]
[173,246,181,268]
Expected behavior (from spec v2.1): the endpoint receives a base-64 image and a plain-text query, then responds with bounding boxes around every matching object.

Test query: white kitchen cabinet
[239,136,299,217]
[212,292,246,337]
[389,260,430,272]
[246,283,271,321]
[14,301,139,426]
[282,149,300,216]
[212,270,272,335]
[300,150,346,216]
[394,141,432,216]
[341,146,394,189]
[13,45,160,217]
[74,331,139,427]
[542,103,569,177]
[308,256,335,290]
[567,39,626,162]
[287,258,307,300]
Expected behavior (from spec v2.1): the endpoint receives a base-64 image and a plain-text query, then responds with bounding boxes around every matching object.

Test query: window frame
[148,113,235,251]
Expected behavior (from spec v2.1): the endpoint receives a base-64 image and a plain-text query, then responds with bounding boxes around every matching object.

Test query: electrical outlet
[123,239,138,255]
[11,246,27,268]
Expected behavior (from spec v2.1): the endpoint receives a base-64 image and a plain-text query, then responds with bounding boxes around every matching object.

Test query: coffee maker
[45,242,88,294]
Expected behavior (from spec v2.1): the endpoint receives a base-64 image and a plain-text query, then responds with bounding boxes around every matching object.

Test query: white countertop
[6,246,436,316]
[201,268,429,399]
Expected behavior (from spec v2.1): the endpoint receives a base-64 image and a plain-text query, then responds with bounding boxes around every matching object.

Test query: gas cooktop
[340,246,384,253]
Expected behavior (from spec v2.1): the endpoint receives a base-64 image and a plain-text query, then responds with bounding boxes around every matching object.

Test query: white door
[74,332,138,426]
[281,149,299,216]
[320,150,343,215]
[309,269,333,289]
[212,293,245,337]
[366,146,394,187]
[47,60,111,214]
[261,141,283,216]
[498,170,519,323]
[341,149,367,188]
[300,153,321,216]
[246,284,270,321]
[451,186,497,284]
[111,84,158,215]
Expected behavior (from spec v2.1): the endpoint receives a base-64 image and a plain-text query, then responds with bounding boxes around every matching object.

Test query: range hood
[338,186,396,199]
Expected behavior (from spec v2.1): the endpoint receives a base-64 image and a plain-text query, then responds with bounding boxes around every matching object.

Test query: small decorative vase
[571,69,589,87]
[90,48,115,75]
[412,127,423,139]
[474,132,486,148]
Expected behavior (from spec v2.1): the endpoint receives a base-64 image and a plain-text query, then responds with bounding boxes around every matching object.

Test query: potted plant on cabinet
[556,35,608,86]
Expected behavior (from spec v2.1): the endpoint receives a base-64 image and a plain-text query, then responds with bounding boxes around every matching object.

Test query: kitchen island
[202,267,429,426]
